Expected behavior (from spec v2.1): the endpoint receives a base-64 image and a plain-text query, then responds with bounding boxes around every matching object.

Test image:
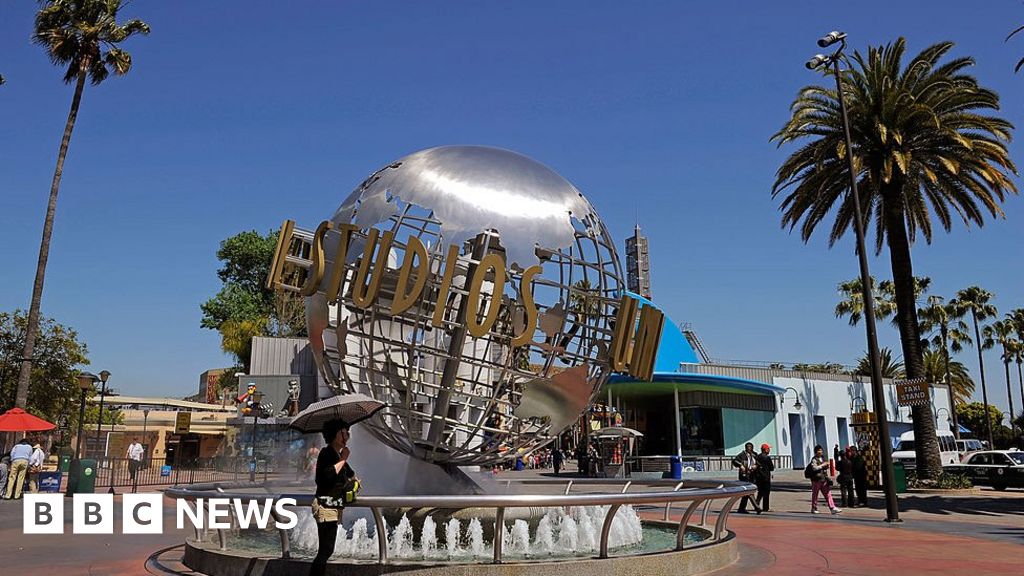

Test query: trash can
[892,462,907,493]
[67,458,97,495]
[669,455,683,480]
[38,471,63,493]
[59,453,72,473]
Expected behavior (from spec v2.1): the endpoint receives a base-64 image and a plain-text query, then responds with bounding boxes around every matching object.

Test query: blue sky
[1,1,1022,417]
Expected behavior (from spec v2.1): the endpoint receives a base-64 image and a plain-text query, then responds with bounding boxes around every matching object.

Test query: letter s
[274,498,298,529]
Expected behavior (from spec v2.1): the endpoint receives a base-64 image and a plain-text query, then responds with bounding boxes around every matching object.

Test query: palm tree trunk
[1018,360,1023,426]
[942,328,960,440]
[14,68,88,409]
[882,189,942,478]
[971,309,994,446]
[1005,354,1016,434]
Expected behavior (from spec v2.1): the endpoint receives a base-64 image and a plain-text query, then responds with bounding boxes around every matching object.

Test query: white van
[891,431,959,470]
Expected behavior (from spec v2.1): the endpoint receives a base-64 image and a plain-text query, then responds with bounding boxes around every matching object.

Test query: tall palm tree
[13,1,149,408]
[984,319,1020,433]
[918,295,973,438]
[1010,308,1024,422]
[854,347,905,378]
[922,349,974,407]
[951,287,998,446]
[835,276,894,326]
[772,39,1017,478]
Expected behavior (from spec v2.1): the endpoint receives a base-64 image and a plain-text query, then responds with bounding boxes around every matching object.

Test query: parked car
[956,438,985,462]
[891,431,959,470]
[946,451,1024,490]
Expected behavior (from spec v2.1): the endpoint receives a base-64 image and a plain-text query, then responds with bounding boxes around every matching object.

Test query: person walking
[126,438,145,489]
[754,443,775,512]
[552,447,563,476]
[5,439,32,499]
[731,442,761,514]
[836,446,855,508]
[0,454,10,499]
[28,443,46,493]
[310,419,358,576]
[806,444,841,514]
[851,445,869,507]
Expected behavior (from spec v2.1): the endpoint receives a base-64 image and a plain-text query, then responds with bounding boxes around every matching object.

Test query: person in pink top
[806,444,841,514]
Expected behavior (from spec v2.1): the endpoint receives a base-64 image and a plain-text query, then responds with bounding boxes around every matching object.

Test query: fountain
[169,146,753,576]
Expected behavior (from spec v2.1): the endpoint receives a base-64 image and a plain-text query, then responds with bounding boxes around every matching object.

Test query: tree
[956,402,1016,448]
[1,310,89,427]
[772,39,1017,479]
[1009,309,1024,423]
[792,362,847,374]
[854,347,905,378]
[922,349,974,406]
[835,276,893,326]
[984,319,1020,433]
[919,295,973,437]
[952,287,998,446]
[200,229,307,370]
[14,1,149,410]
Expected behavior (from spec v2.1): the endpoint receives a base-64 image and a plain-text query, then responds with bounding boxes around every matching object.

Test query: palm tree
[922,349,974,407]
[918,295,973,438]
[854,347,905,378]
[772,39,1017,478]
[951,286,998,446]
[984,319,1020,433]
[13,1,149,409]
[835,276,894,326]
[1010,308,1024,422]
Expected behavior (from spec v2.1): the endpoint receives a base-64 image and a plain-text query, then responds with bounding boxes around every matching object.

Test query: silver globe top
[334,145,598,268]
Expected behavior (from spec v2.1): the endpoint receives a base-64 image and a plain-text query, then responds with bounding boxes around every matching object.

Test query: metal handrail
[167,479,754,565]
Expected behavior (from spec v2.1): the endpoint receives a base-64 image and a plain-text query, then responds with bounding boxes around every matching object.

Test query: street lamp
[93,370,111,455]
[935,407,952,428]
[851,396,868,413]
[805,31,899,523]
[67,372,98,496]
[783,387,803,410]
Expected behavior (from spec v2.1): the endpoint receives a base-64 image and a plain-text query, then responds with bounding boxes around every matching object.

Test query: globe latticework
[301,146,624,465]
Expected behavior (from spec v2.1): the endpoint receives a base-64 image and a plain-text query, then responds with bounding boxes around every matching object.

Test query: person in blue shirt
[5,439,32,499]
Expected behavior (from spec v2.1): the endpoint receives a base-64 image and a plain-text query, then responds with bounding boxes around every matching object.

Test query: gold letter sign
[610,295,664,381]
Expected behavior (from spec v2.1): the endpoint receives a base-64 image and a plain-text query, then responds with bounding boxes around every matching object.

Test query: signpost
[896,378,931,407]
[175,412,192,434]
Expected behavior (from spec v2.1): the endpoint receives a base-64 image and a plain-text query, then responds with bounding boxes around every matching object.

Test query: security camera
[817,31,847,48]
[805,54,829,70]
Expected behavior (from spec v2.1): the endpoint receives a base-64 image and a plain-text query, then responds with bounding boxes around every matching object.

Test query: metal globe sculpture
[281,146,625,465]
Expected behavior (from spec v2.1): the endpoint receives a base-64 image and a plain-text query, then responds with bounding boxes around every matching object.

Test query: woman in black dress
[310,419,357,576]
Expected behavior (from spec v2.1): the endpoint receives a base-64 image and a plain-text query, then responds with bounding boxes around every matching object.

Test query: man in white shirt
[126,438,145,485]
[28,444,46,493]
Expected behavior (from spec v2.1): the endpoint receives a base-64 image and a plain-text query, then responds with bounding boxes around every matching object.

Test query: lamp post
[806,31,899,522]
[93,370,111,456]
[68,373,98,496]
[249,390,263,483]
[783,387,804,410]
[935,407,951,429]
[851,396,868,413]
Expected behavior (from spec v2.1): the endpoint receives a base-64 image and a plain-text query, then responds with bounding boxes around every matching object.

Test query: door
[837,417,850,449]
[789,413,805,468]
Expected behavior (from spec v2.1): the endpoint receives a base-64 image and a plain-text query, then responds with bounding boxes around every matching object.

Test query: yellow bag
[343,478,361,504]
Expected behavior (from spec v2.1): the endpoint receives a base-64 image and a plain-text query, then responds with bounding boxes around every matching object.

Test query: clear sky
[1,1,1022,416]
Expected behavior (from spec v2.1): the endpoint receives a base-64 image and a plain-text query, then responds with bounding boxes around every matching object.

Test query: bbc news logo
[23,495,298,534]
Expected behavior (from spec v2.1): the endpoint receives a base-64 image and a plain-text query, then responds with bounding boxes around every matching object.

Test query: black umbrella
[288,393,386,433]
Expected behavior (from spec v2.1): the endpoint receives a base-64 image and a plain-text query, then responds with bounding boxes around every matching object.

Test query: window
[940,436,956,452]
[968,453,990,465]
[896,441,914,452]
[1007,452,1024,465]
[990,454,1010,466]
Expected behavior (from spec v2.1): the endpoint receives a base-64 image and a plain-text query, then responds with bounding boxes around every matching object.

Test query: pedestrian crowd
[2,437,48,500]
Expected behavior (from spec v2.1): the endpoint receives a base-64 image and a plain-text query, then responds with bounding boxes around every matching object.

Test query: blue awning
[958,424,971,434]
[607,371,784,395]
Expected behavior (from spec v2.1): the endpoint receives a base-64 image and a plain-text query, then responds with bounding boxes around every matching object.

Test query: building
[602,293,953,471]
[625,225,652,299]
[82,396,235,464]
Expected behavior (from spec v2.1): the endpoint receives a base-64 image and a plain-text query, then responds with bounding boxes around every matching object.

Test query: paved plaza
[0,469,1021,575]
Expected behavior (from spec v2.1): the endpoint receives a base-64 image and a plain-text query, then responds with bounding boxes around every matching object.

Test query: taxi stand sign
[896,377,931,407]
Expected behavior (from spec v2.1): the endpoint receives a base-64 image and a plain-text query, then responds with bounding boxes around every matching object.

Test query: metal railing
[91,457,293,492]
[627,455,793,474]
[167,478,753,566]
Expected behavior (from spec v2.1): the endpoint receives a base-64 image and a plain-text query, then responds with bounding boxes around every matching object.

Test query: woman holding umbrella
[310,418,357,576]
[290,393,383,576]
